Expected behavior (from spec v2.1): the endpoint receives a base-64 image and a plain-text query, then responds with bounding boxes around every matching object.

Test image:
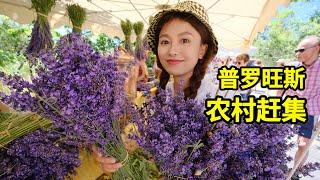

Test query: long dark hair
[155,12,218,99]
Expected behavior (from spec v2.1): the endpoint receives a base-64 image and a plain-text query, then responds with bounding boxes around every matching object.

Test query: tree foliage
[92,33,118,54]
[253,6,320,66]
[0,15,31,76]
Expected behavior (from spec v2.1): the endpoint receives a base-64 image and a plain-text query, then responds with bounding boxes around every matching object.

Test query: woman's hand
[92,146,123,173]
[137,61,149,83]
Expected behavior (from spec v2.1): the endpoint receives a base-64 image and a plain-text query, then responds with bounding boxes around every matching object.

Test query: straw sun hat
[147,1,218,55]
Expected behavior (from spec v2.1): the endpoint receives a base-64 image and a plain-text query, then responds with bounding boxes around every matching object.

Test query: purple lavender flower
[2,33,127,145]
[26,17,53,65]
[134,88,318,179]
[0,130,80,180]
[134,88,211,178]
[0,33,129,178]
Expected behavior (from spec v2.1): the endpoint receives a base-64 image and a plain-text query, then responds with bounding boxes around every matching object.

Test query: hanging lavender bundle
[134,88,319,179]
[133,21,145,60]
[66,4,86,33]
[26,0,55,60]
[120,19,133,55]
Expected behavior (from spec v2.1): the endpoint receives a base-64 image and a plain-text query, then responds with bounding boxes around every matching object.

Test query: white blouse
[166,65,239,103]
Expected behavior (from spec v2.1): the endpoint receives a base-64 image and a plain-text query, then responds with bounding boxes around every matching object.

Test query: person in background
[246,59,256,67]
[255,59,263,67]
[279,35,320,179]
[276,58,286,67]
[219,55,232,67]
[235,53,251,100]
[246,59,268,97]
[235,53,250,68]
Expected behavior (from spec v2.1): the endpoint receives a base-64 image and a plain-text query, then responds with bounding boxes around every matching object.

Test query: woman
[94,0,226,173]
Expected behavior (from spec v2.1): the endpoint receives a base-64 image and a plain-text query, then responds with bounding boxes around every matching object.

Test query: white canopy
[0,0,289,49]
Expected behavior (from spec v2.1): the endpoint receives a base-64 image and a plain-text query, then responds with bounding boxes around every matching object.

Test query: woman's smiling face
[157,18,207,79]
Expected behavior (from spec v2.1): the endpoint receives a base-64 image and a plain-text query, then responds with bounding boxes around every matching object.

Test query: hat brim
[147,8,217,55]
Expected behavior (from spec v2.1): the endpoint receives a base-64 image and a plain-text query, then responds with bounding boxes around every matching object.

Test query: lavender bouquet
[0,33,151,179]
[134,88,319,179]
[120,19,133,55]
[1,33,125,146]
[204,122,295,179]
[134,89,212,178]
[66,4,86,33]
[0,129,81,179]
[26,0,55,58]
[133,21,146,61]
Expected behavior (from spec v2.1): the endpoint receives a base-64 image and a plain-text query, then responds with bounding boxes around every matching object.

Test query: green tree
[93,33,115,53]
[92,33,120,54]
[310,10,320,23]
[0,15,31,77]
[0,16,30,54]
[253,7,320,66]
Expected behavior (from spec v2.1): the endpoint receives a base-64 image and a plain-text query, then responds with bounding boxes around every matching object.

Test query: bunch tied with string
[120,19,133,55]
[133,21,145,60]
[66,4,86,33]
[26,0,55,60]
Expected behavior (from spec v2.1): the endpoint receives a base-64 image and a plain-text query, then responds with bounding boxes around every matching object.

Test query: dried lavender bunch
[26,0,55,60]
[134,87,318,179]
[0,33,152,179]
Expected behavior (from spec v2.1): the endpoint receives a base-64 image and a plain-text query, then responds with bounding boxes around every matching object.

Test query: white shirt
[166,66,239,103]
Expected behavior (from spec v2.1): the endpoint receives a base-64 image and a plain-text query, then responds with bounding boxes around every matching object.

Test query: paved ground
[287,135,320,179]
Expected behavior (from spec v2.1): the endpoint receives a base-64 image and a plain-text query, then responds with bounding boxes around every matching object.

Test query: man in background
[283,36,320,179]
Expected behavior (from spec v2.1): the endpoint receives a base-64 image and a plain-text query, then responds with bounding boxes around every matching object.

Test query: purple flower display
[206,122,295,179]
[134,89,211,178]
[134,88,319,179]
[0,33,129,178]
[0,130,80,180]
[2,33,127,145]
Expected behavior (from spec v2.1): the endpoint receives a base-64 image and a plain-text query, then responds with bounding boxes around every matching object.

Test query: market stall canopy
[0,0,289,49]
